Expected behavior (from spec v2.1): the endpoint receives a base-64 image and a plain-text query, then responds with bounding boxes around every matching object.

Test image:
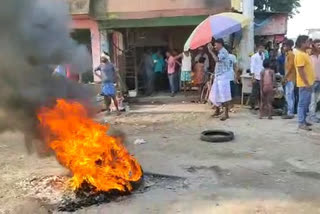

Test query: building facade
[67,0,100,82]
[67,0,288,92]
[307,29,320,39]
[92,0,234,92]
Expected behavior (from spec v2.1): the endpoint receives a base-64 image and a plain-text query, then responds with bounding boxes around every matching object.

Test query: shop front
[96,0,233,94]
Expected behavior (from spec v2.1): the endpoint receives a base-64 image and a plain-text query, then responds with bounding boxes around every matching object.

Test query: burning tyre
[37,99,143,193]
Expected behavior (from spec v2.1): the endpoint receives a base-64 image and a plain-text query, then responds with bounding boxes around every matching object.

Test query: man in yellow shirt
[283,39,296,119]
[294,35,315,131]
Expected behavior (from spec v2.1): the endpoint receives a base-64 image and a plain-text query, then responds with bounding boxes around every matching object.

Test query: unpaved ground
[1,102,320,214]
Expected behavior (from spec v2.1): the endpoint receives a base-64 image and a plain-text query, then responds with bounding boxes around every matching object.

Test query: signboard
[68,0,90,15]
[255,14,288,36]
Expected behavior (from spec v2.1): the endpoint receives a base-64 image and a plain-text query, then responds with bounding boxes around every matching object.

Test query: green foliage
[255,0,301,16]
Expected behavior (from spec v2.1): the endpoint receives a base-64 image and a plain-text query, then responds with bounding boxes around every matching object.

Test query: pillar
[239,0,254,71]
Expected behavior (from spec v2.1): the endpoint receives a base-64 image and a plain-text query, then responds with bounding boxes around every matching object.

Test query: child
[193,57,206,95]
[260,59,275,119]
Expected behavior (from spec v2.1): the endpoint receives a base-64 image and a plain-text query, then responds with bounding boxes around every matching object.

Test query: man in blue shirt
[94,56,120,114]
[53,65,66,77]
[277,47,286,76]
[152,50,165,92]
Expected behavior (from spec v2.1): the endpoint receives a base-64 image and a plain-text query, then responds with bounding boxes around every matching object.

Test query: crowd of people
[249,35,320,131]
[140,45,239,99]
[141,49,188,97]
[92,35,319,128]
[95,40,239,119]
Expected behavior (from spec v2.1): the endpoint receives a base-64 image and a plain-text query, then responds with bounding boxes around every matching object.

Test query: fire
[37,99,142,192]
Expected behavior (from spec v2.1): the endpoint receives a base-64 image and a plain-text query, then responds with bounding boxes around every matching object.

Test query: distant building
[254,12,288,44]
[307,29,320,39]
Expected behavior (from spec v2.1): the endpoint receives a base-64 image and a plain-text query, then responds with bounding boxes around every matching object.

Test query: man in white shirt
[249,44,265,109]
[309,39,320,123]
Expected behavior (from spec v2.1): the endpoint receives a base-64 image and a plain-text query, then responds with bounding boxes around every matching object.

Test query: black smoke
[0,0,94,154]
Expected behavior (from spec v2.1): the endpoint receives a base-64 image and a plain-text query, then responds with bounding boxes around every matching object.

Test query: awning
[99,15,208,29]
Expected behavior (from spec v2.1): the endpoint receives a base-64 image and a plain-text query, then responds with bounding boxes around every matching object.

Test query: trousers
[298,87,312,125]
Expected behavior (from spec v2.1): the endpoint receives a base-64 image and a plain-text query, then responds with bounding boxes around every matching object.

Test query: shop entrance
[118,26,194,95]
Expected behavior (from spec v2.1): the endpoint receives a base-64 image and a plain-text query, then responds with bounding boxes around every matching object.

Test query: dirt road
[1,102,320,213]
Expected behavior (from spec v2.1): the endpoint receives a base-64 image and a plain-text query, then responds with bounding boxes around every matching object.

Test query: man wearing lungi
[94,56,120,115]
[208,39,232,121]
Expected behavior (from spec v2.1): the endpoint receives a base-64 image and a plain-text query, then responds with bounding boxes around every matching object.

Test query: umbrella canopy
[184,12,250,51]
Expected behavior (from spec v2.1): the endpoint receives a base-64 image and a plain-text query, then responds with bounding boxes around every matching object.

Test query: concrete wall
[106,0,228,12]
[93,0,231,19]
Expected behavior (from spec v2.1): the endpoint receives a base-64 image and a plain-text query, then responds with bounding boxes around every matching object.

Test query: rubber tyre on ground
[200,130,234,143]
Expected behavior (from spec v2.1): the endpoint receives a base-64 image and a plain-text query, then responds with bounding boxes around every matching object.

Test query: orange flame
[37,99,142,192]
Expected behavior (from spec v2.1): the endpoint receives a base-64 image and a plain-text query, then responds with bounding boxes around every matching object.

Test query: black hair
[263,59,270,69]
[215,38,224,46]
[199,57,206,63]
[295,35,309,49]
[224,44,231,53]
[103,51,110,56]
[313,39,320,44]
[101,57,108,63]
[285,39,294,48]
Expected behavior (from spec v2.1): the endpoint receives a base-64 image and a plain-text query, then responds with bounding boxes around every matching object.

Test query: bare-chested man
[260,59,275,119]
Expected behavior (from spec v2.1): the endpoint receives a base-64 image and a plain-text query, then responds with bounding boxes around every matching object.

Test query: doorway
[70,29,93,83]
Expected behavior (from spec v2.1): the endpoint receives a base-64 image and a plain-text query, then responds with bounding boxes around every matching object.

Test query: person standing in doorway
[294,35,315,131]
[249,44,265,110]
[143,50,155,96]
[193,57,206,96]
[195,47,210,73]
[309,39,320,123]
[94,56,120,115]
[152,50,165,92]
[282,39,296,119]
[181,51,192,95]
[208,39,232,121]
[166,50,180,97]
